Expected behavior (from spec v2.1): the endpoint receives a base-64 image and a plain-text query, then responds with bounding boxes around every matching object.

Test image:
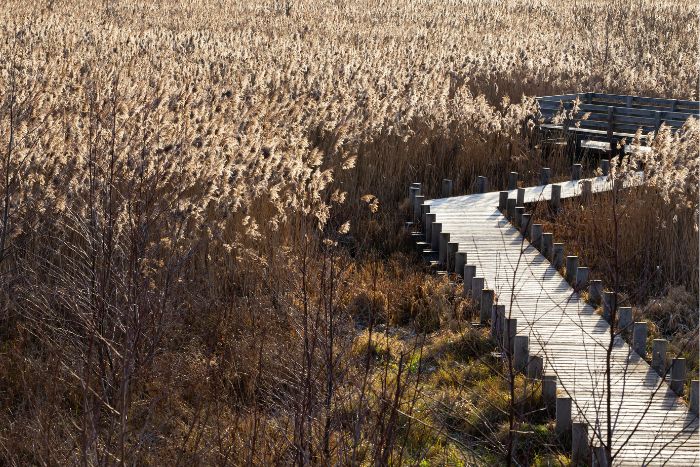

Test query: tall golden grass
[0,0,697,464]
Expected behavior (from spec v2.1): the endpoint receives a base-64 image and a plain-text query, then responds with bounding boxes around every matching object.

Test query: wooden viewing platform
[533,92,699,159]
[411,171,699,465]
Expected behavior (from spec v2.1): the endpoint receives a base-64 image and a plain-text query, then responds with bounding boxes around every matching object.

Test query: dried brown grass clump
[644,286,699,336]
[347,289,389,324]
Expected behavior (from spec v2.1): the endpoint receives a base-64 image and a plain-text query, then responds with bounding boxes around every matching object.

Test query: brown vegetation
[0,0,697,464]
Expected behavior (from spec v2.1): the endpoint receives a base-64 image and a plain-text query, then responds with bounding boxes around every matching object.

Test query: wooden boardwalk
[424,175,699,465]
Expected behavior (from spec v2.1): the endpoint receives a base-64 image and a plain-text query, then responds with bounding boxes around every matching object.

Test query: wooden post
[556,397,572,435]
[413,195,425,221]
[571,163,582,181]
[588,280,602,305]
[463,265,476,297]
[420,203,430,224]
[498,191,508,211]
[565,256,578,284]
[431,222,442,251]
[593,445,610,467]
[618,306,633,333]
[490,305,499,338]
[441,179,453,198]
[521,213,532,236]
[670,358,687,395]
[550,184,561,210]
[540,167,551,185]
[472,277,485,306]
[409,182,421,196]
[508,171,518,190]
[531,224,543,250]
[481,289,494,324]
[633,322,648,357]
[575,266,589,290]
[477,176,488,193]
[603,291,616,321]
[455,252,467,278]
[542,233,553,259]
[514,207,525,229]
[447,242,458,272]
[493,304,506,340]
[607,106,615,155]
[572,422,591,466]
[654,110,661,131]
[439,232,450,265]
[581,180,592,202]
[652,339,668,375]
[601,159,610,176]
[552,244,564,269]
[409,186,419,212]
[514,335,529,373]
[528,355,543,379]
[504,318,517,354]
[543,375,557,414]
[690,380,699,415]
[507,198,516,220]
[516,187,525,207]
[425,213,436,242]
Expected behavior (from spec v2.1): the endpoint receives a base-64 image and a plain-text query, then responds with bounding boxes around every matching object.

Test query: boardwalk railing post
[463,265,476,297]
[550,184,561,211]
[481,289,494,324]
[571,163,582,181]
[413,195,425,221]
[575,266,589,290]
[420,204,430,229]
[447,242,458,272]
[618,306,632,334]
[493,304,505,340]
[531,224,543,250]
[409,186,420,212]
[527,355,543,379]
[601,159,610,176]
[439,232,450,266]
[477,175,488,193]
[515,207,525,228]
[543,375,557,415]
[565,255,578,284]
[652,339,669,375]
[556,397,572,436]
[540,167,551,185]
[552,243,564,269]
[508,171,518,190]
[691,380,699,415]
[425,213,436,242]
[431,222,442,251]
[504,318,517,354]
[499,191,508,211]
[572,422,590,466]
[542,233,553,259]
[602,291,616,321]
[507,198,516,220]
[472,277,485,306]
[455,252,467,278]
[581,180,592,203]
[632,321,648,357]
[516,187,525,207]
[441,179,453,198]
[670,358,687,395]
[588,280,602,305]
[593,445,610,467]
[514,335,529,373]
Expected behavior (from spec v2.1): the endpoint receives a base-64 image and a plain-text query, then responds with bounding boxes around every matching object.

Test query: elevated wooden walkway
[420,175,699,465]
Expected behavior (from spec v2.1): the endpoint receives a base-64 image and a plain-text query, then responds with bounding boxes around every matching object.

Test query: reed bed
[0,0,697,464]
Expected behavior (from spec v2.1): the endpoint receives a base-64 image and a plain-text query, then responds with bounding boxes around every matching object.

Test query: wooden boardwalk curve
[424,175,699,465]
